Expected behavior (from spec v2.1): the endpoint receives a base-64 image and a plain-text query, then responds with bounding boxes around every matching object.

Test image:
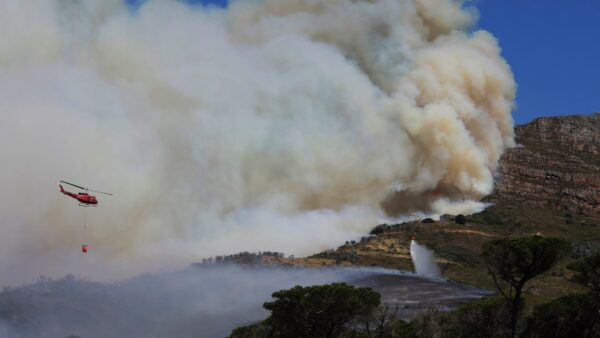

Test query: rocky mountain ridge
[493,112,600,217]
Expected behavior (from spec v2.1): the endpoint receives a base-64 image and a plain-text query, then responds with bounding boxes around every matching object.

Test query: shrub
[567,252,600,294]
[441,296,511,338]
[526,293,600,338]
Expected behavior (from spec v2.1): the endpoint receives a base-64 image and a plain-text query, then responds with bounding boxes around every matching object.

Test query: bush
[525,293,600,338]
[388,318,419,338]
[441,296,511,338]
[567,252,600,294]
[370,224,389,235]
[455,214,466,225]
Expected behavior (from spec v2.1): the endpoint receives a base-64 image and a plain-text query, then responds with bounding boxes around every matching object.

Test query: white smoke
[410,239,441,279]
[0,0,515,284]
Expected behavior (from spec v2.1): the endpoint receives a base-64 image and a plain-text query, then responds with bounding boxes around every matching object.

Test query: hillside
[493,112,600,216]
[300,113,600,304]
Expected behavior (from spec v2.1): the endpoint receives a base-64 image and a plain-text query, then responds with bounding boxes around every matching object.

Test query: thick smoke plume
[0,0,515,284]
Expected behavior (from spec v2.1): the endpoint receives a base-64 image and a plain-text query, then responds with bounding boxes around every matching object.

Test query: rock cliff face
[494,113,600,217]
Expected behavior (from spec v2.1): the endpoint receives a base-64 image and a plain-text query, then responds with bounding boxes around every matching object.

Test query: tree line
[194,251,287,266]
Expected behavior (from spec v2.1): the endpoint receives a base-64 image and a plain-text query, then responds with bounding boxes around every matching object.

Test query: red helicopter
[58,180,113,253]
[58,180,112,206]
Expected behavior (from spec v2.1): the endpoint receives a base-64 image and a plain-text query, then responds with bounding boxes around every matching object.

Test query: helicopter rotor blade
[87,188,113,196]
[60,180,87,190]
[59,180,113,196]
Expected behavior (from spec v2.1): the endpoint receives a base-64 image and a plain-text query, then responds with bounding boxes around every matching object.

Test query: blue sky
[475,0,600,123]
[126,0,599,124]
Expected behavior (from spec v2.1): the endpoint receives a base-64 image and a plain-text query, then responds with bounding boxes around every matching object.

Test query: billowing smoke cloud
[0,0,515,284]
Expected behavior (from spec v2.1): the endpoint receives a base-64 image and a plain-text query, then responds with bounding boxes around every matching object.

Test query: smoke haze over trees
[0,265,489,338]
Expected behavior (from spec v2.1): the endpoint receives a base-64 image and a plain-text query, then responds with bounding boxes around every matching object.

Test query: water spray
[410,236,441,279]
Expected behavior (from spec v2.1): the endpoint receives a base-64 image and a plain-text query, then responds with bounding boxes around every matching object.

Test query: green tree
[455,214,466,225]
[229,283,381,338]
[228,322,270,338]
[482,236,570,338]
[265,283,380,338]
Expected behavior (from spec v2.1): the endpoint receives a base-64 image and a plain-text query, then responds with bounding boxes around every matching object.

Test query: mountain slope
[304,113,600,304]
[493,112,600,217]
